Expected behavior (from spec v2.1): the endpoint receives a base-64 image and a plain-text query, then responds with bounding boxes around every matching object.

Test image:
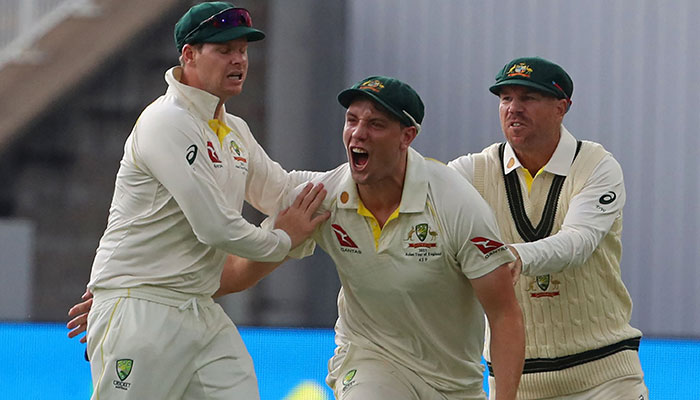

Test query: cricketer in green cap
[174,1,265,53]
[489,56,573,110]
[338,76,425,133]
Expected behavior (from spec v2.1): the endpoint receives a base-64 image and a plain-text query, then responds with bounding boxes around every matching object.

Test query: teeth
[512,122,521,127]
[352,148,367,154]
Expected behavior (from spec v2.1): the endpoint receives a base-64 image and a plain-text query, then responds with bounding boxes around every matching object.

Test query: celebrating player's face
[498,85,568,153]
[185,38,249,100]
[343,99,413,187]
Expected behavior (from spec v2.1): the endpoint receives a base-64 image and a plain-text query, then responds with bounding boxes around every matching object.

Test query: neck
[179,67,227,120]
[357,183,403,228]
[214,100,225,120]
[513,131,560,175]
[356,158,406,228]
[515,150,551,176]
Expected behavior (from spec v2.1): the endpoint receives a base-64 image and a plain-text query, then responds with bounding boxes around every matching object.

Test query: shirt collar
[502,124,577,176]
[165,66,224,121]
[336,147,428,213]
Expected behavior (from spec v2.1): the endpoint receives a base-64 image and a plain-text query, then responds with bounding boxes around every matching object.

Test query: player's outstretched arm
[67,184,330,340]
[274,182,330,249]
[214,254,286,296]
[216,182,329,296]
[471,263,525,400]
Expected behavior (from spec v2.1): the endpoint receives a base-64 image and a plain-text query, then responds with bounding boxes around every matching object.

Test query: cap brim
[338,89,407,124]
[201,26,265,44]
[489,79,561,98]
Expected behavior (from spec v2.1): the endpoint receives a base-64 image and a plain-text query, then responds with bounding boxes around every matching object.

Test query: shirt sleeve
[447,154,476,184]
[513,155,626,275]
[134,109,291,262]
[439,170,515,279]
[260,179,322,259]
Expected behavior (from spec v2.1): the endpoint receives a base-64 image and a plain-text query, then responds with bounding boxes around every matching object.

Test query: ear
[181,44,198,65]
[556,98,569,116]
[399,125,418,150]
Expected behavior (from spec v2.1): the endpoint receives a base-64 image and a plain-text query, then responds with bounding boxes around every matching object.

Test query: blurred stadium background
[1,0,698,398]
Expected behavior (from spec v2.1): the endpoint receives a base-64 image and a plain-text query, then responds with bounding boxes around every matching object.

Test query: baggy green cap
[337,76,425,132]
[174,2,265,53]
[489,57,573,103]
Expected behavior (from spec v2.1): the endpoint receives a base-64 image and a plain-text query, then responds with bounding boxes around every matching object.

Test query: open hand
[274,183,330,249]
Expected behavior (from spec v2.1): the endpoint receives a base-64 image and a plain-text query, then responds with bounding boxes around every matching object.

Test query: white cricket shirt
[290,148,515,394]
[88,67,295,296]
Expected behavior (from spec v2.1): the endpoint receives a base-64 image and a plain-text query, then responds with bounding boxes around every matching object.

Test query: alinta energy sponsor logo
[113,359,133,391]
[331,224,361,254]
[469,237,506,258]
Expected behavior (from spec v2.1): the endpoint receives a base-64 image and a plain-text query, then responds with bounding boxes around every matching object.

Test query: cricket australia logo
[229,139,247,163]
[527,274,561,298]
[113,359,133,390]
[404,223,441,261]
[341,369,357,393]
[228,138,248,172]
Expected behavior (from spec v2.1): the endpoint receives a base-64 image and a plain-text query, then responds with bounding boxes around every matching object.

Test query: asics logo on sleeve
[186,145,198,165]
[599,191,616,205]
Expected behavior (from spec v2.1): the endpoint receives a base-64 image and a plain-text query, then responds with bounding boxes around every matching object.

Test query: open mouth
[351,147,368,169]
[227,72,243,81]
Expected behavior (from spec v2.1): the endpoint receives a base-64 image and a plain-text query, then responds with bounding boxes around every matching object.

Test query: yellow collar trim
[208,119,233,145]
[521,166,545,194]
[357,199,400,250]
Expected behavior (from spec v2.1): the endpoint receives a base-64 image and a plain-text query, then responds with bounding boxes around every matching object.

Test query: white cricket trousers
[327,343,486,400]
[87,287,259,400]
[488,373,648,400]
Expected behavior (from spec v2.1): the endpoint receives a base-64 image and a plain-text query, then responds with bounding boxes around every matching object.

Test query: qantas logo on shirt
[207,141,222,164]
[470,237,505,258]
[331,224,360,252]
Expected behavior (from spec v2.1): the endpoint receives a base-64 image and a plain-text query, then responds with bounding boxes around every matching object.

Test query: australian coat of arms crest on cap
[507,62,533,78]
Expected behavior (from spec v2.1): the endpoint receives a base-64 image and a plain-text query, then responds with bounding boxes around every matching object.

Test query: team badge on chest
[403,223,441,262]
[228,138,248,172]
[527,274,561,298]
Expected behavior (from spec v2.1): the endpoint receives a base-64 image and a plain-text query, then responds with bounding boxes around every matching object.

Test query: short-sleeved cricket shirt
[292,147,515,394]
